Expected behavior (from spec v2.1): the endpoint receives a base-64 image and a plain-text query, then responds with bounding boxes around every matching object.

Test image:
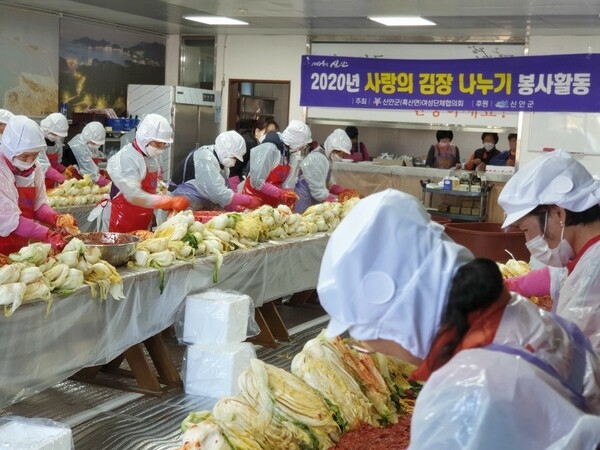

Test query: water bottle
[60,101,68,117]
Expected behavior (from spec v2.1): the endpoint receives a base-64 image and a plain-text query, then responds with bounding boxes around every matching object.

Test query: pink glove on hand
[97,175,110,187]
[34,204,60,227]
[44,230,67,252]
[14,216,52,241]
[46,167,65,184]
[504,266,551,297]
[329,184,345,195]
[324,194,337,202]
[53,162,67,173]
[258,182,284,199]
[226,193,261,212]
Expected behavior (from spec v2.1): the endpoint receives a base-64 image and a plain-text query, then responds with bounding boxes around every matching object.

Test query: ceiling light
[184,16,248,25]
[368,16,436,26]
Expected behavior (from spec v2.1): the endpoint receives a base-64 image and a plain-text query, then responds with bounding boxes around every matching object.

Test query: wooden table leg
[247,308,277,348]
[259,302,290,342]
[123,343,162,392]
[144,333,181,386]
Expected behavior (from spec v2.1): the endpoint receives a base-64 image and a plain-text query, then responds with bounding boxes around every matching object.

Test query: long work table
[0,233,329,408]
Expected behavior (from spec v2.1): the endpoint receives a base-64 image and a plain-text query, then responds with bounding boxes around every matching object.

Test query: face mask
[47,135,61,143]
[87,143,100,152]
[222,157,236,168]
[331,154,344,162]
[483,142,495,151]
[144,144,164,158]
[525,212,575,267]
[258,133,266,144]
[12,158,35,171]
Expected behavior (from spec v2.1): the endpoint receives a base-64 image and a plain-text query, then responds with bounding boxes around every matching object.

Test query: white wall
[214,34,308,132]
[519,35,600,175]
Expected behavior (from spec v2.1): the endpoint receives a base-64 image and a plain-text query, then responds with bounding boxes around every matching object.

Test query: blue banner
[300,53,600,112]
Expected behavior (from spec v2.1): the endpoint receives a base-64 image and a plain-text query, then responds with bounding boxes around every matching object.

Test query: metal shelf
[421,187,488,197]
[421,181,492,222]
[429,211,482,222]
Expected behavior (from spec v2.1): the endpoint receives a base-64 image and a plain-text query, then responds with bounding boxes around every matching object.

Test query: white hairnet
[0,109,14,125]
[0,115,45,159]
[40,113,68,138]
[281,120,312,150]
[323,128,352,157]
[318,189,474,359]
[135,114,173,149]
[499,149,600,228]
[214,131,245,164]
[81,121,106,146]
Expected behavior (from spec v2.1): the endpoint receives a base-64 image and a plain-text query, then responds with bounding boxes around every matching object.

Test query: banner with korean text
[300,53,600,112]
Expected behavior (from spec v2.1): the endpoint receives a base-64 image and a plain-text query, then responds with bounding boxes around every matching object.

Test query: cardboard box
[460,207,472,215]
[471,208,481,216]
[449,206,461,214]
[183,343,256,398]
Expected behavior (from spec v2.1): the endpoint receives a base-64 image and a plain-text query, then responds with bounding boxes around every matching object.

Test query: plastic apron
[0,181,36,255]
[108,144,158,233]
[243,164,291,207]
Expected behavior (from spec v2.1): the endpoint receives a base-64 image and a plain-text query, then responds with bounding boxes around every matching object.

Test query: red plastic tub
[193,210,225,223]
[431,216,452,225]
[444,222,528,263]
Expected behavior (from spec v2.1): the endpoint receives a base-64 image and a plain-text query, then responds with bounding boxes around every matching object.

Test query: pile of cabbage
[0,238,123,317]
[178,331,420,450]
[46,175,111,207]
[130,198,360,285]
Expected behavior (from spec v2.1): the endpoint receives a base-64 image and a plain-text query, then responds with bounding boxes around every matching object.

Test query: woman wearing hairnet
[37,112,69,188]
[294,128,358,213]
[498,149,600,351]
[106,114,189,232]
[0,116,77,253]
[62,121,110,187]
[318,188,600,449]
[280,120,313,189]
[242,130,298,208]
[170,130,259,211]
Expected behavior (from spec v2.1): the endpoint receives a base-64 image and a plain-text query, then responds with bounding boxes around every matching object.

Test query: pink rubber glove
[324,194,337,202]
[97,175,110,187]
[44,230,67,252]
[329,184,345,195]
[53,162,67,173]
[258,181,284,199]
[504,266,551,297]
[225,193,261,212]
[13,216,51,240]
[34,204,60,227]
[46,167,65,184]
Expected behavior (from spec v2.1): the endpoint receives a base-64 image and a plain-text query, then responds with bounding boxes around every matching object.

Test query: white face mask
[438,141,450,148]
[12,158,35,171]
[221,156,236,168]
[331,154,344,162]
[525,212,575,267]
[258,133,266,144]
[145,144,164,158]
[483,142,495,151]
[87,143,101,152]
[47,134,61,143]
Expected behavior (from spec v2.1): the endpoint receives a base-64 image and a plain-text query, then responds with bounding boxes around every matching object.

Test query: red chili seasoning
[329,414,412,450]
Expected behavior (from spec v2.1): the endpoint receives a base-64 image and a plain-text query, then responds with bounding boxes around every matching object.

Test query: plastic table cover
[0,233,328,408]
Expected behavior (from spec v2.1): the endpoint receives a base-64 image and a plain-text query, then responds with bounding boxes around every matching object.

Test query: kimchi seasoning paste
[329,414,412,450]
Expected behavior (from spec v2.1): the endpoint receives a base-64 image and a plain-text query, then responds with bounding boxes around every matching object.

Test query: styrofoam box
[183,343,256,398]
[0,420,72,450]
[183,290,251,345]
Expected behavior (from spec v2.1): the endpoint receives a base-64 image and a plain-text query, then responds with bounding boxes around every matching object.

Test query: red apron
[109,142,158,233]
[242,164,291,207]
[0,185,36,255]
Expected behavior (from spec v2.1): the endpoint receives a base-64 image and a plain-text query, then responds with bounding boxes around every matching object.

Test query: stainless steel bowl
[76,232,140,267]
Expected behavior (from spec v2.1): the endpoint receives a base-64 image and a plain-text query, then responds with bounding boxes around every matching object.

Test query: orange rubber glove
[153,195,190,211]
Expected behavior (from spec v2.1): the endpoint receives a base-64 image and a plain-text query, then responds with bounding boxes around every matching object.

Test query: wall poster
[59,20,166,117]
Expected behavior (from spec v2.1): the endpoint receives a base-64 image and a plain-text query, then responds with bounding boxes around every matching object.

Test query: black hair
[435,258,504,366]
[481,132,499,144]
[508,133,517,141]
[345,126,359,140]
[435,130,453,142]
[530,204,600,228]
[256,117,279,132]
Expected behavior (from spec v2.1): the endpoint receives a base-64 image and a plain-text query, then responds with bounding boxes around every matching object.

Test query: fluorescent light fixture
[368,16,436,26]
[184,16,248,25]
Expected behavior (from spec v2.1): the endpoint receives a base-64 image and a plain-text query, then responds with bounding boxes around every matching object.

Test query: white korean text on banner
[300,53,600,112]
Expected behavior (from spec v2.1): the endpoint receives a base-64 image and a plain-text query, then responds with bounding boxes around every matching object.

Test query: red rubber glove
[45,230,67,252]
[279,190,299,208]
[324,194,337,202]
[153,195,190,211]
[226,193,261,212]
[46,167,65,184]
[97,175,111,187]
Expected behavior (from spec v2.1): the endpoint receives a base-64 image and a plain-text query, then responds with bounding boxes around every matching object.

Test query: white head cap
[135,114,173,149]
[214,130,246,164]
[0,109,14,125]
[498,149,600,228]
[40,113,69,138]
[281,120,312,151]
[81,122,106,146]
[0,115,46,159]
[324,128,352,157]
[318,189,473,359]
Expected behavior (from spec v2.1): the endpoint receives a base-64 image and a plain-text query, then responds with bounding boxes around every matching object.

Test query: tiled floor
[0,301,329,450]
